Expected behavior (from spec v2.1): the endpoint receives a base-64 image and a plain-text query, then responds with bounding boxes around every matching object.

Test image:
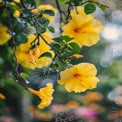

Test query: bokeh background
[0,0,122,122]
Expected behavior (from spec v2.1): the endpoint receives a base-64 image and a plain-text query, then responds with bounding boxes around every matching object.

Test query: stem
[20,0,27,9]
[6,4,27,90]
[70,0,91,6]
[39,34,66,64]
[20,0,66,65]
[30,34,39,45]
[66,0,72,20]
[6,7,19,74]
[80,0,91,5]
[55,0,63,22]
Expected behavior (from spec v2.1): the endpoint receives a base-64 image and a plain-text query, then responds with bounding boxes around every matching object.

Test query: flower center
[74,74,82,81]
[74,74,81,78]
[74,28,81,33]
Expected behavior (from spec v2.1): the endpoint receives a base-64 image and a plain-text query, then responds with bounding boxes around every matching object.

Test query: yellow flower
[13,10,21,18]
[58,63,99,93]
[15,33,54,69]
[37,4,57,22]
[0,0,2,3]
[62,7,103,47]
[0,93,6,100]
[0,23,11,45]
[28,83,54,109]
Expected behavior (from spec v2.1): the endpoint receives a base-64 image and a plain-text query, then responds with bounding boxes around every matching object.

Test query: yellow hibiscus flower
[62,7,103,47]
[58,63,99,93]
[15,33,54,69]
[0,0,2,3]
[0,23,11,45]
[28,83,54,109]
[37,4,57,22]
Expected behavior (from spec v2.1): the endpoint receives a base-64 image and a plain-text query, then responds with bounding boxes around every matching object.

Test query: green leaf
[30,44,36,50]
[51,43,61,49]
[59,0,66,2]
[16,33,28,45]
[39,27,46,33]
[41,10,55,16]
[96,3,106,11]
[53,37,63,43]
[22,9,31,18]
[20,72,29,79]
[38,52,52,59]
[47,26,55,33]
[68,42,81,53]
[39,17,49,27]
[62,35,74,43]
[71,0,79,5]
[84,3,96,14]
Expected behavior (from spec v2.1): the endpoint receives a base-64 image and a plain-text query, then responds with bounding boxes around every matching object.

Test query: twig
[20,0,27,9]
[70,0,91,6]
[66,0,72,20]
[39,34,66,64]
[20,0,66,65]
[55,0,63,22]
[6,4,27,90]
[30,34,39,45]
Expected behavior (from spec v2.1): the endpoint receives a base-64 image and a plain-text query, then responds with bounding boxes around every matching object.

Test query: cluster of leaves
[0,0,108,88]
[60,0,109,14]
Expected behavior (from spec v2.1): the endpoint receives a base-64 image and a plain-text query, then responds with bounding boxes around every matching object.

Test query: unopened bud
[31,9,39,14]
[32,47,40,57]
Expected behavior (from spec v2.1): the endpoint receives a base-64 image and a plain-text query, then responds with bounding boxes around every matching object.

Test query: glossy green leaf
[47,26,55,33]
[62,35,74,43]
[84,3,96,14]
[39,17,49,27]
[41,10,55,16]
[68,42,81,53]
[16,34,27,45]
[38,52,52,59]
[53,37,63,43]
[51,43,61,49]
[20,72,29,79]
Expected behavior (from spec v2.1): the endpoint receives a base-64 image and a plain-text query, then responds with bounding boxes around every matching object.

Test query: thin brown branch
[6,5,27,90]
[39,34,66,64]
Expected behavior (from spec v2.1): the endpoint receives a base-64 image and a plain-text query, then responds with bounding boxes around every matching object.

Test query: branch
[66,0,72,20]
[20,0,28,9]
[6,4,27,90]
[55,0,63,22]
[39,34,66,64]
